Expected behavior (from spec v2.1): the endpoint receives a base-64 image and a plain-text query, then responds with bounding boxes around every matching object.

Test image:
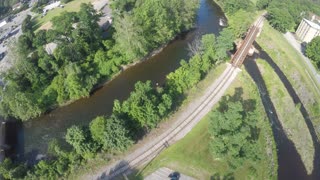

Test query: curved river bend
[18,0,224,158]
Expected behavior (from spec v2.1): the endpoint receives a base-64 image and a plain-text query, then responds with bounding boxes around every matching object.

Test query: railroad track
[92,15,265,180]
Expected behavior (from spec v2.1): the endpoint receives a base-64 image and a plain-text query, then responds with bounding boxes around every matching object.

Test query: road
[283,32,320,86]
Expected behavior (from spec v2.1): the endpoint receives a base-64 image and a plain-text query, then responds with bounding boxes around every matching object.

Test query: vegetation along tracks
[98,64,240,180]
[93,15,265,180]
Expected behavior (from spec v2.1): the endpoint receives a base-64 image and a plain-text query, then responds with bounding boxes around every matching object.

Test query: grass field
[133,70,277,180]
[33,0,95,30]
[256,22,320,139]
[257,59,315,174]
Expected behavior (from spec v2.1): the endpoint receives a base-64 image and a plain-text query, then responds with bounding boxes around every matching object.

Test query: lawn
[257,59,315,174]
[33,0,96,30]
[134,70,277,180]
[256,22,320,139]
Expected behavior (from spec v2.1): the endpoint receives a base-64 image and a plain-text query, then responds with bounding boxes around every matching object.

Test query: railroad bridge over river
[231,16,264,67]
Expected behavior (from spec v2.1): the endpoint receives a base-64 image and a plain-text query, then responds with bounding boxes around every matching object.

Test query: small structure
[12,2,22,11]
[98,16,112,31]
[43,1,61,14]
[45,42,57,55]
[0,21,7,29]
[296,18,320,43]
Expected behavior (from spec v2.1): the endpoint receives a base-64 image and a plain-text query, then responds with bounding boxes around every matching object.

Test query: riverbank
[20,0,223,163]
[50,30,192,109]
[69,62,228,179]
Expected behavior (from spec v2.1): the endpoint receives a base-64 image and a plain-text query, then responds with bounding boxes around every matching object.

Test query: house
[45,42,57,55]
[296,18,320,43]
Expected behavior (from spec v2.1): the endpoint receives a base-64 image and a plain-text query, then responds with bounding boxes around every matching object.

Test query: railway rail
[91,15,265,180]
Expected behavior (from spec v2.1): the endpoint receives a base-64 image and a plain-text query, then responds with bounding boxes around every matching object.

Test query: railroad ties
[231,16,264,67]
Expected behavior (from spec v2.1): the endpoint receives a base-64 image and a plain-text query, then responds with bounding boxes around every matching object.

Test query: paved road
[145,167,196,180]
[283,32,320,85]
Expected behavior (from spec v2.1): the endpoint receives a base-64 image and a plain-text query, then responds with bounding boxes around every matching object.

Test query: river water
[17,0,225,159]
[5,0,317,179]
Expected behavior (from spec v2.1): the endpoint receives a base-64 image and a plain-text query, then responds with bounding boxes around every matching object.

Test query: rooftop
[304,18,320,30]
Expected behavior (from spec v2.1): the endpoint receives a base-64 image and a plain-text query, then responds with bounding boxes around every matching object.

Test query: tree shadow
[95,160,144,180]
[211,172,234,180]
[218,87,257,113]
[244,53,312,179]
[254,42,320,179]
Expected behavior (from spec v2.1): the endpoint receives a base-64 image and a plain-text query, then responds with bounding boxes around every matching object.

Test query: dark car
[0,52,6,60]
[168,172,181,180]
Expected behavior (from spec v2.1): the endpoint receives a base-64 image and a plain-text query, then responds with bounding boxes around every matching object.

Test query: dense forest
[257,0,320,32]
[216,0,320,33]
[0,0,199,121]
[306,36,320,69]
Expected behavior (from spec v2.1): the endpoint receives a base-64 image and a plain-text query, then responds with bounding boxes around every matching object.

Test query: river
[5,0,317,179]
[14,0,225,160]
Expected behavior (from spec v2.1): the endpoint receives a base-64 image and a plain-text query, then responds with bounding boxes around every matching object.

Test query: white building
[296,18,320,43]
[43,1,61,13]
[0,21,7,29]
[45,42,57,55]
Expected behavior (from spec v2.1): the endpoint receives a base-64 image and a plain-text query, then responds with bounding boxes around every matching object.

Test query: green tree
[209,101,260,169]
[33,30,47,47]
[113,81,161,130]
[113,13,148,61]
[256,0,270,10]
[267,7,295,32]
[65,125,99,159]
[90,115,132,151]
[0,158,27,179]
[306,36,320,69]
[217,0,254,14]
[228,10,253,38]
[52,12,77,39]
[215,28,235,60]
[21,15,32,33]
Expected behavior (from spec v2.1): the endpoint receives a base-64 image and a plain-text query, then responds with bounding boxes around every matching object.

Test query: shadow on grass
[96,160,143,180]
[211,172,234,180]
[254,42,320,179]
[244,52,312,179]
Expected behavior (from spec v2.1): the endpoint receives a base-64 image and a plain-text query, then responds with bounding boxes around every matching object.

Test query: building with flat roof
[296,18,320,43]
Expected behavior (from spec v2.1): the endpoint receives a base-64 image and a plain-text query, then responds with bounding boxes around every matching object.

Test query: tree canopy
[256,0,320,32]
[0,0,199,121]
[208,96,262,172]
[306,36,320,69]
